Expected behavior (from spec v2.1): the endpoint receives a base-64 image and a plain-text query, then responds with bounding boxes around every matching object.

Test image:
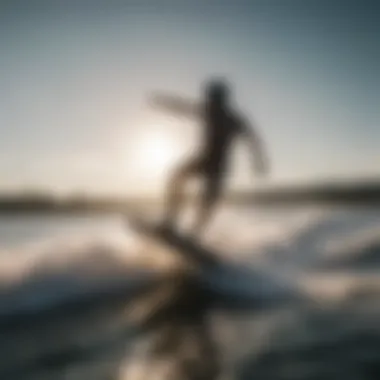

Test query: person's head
[204,78,231,107]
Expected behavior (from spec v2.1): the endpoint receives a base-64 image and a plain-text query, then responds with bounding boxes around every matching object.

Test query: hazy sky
[1,0,379,196]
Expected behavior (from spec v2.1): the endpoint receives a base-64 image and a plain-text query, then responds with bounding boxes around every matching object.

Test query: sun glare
[131,127,180,177]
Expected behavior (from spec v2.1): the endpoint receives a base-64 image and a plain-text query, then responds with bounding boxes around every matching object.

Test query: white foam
[1,207,380,316]
[0,231,163,317]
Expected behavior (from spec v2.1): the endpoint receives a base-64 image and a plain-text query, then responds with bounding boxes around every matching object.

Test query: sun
[131,128,180,177]
[144,134,177,170]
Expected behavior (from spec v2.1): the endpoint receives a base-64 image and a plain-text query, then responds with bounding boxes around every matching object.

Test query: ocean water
[0,205,380,380]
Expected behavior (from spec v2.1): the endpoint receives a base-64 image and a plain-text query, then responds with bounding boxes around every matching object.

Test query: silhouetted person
[149,78,269,237]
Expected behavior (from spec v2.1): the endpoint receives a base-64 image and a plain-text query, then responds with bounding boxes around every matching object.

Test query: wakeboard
[126,213,220,268]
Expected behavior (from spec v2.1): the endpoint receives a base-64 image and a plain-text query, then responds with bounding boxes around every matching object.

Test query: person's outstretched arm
[238,116,270,177]
[148,92,201,119]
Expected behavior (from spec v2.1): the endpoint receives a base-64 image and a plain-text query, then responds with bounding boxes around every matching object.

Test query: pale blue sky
[1,1,379,196]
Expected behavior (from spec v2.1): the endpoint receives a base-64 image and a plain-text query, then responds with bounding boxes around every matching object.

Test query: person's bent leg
[164,159,199,228]
[191,173,223,237]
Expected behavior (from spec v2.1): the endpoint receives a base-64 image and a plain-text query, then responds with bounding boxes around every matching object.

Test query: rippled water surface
[1,205,380,380]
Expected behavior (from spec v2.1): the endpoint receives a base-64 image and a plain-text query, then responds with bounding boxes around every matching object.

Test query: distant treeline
[231,181,380,205]
[0,194,134,213]
[1,181,380,213]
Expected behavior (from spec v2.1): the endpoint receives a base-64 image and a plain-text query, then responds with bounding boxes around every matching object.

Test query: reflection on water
[0,272,221,380]
[0,206,380,379]
[1,269,379,380]
[0,213,122,250]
